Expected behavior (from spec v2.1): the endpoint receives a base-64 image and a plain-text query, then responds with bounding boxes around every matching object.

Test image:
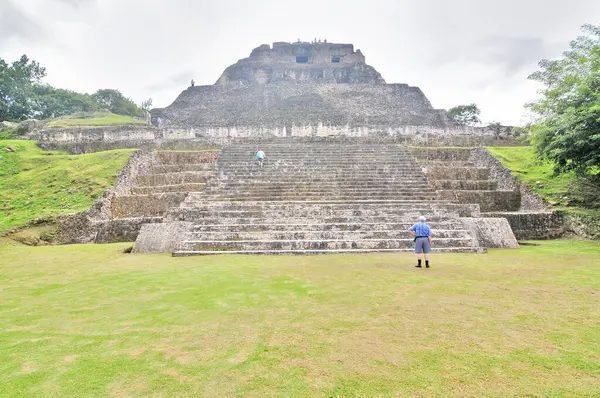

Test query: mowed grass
[1,240,599,397]
[0,140,134,231]
[45,112,147,129]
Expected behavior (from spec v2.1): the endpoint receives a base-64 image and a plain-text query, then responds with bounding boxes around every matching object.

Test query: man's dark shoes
[415,265,422,268]
[426,265,430,268]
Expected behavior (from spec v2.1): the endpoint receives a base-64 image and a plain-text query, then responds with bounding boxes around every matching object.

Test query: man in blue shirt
[408,216,433,268]
[255,150,265,168]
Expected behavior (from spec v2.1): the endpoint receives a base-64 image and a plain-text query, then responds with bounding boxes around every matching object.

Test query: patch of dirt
[20,362,37,374]
[162,368,193,383]
[129,347,148,357]
[64,355,79,363]
[226,350,248,364]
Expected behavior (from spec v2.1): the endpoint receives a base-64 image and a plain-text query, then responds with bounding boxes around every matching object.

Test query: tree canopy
[528,24,600,175]
[0,55,46,121]
[0,55,146,122]
[447,104,481,126]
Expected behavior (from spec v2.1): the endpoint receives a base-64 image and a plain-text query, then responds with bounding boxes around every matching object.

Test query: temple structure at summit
[151,41,456,133]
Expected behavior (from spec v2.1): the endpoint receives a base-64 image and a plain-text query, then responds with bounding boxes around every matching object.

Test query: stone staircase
[146,140,488,255]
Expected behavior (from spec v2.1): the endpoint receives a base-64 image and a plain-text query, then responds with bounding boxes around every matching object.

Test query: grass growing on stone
[487,146,600,216]
[0,140,134,232]
[45,112,147,129]
[1,240,599,397]
[488,146,574,202]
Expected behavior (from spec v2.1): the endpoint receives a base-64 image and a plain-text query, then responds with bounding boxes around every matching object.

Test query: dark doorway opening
[296,56,309,63]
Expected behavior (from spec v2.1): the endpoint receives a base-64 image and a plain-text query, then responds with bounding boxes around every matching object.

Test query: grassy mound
[45,112,147,129]
[1,240,599,396]
[0,140,134,232]
[488,146,599,215]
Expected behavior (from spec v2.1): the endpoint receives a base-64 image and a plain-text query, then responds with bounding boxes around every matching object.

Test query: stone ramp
[136,140,496,255]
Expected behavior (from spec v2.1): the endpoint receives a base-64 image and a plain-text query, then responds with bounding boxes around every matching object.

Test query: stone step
[219,166,426,172]
[173,247,486,256]
[155,151,219,165]
[223,157,418,161]
[217,174,430,180]
[437,190,521,212]
[204,187,437,193]
[425,167,490,181]
[210,181,432,188]
[224,149,415,152]
[430,180,498,190]
[136,172,212,186]
[204,192,438,199]
[417,161,476,167]
[189,229,472,240]
[168,212,474,224]
[410,148,473,162]
[181,238,477,251]
[150,164,216,174]
[172,215,471,225]
[171,208,463,219]
[204,195,438,201]
[131,183,207,194]
[222,147,413,152]
[190,221,468,232]
[205,182,434,194]
[178,199,456,209]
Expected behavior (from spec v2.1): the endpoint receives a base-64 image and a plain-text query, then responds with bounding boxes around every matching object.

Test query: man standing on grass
[408,216,433,268]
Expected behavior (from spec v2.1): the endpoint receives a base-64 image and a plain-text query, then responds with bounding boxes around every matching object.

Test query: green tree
[32,86,100,119]
[447,104,481,126]
[528,24,600,175]
[91,89,145,117]
[0,55,47,121]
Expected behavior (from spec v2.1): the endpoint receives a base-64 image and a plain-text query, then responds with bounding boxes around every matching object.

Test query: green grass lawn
[45,112,147,129]
[1,240,599,397]
[0,140,134,232]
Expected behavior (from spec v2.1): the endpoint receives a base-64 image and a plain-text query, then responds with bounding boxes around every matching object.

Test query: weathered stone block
[111,193,187,218]
[484,211,565,240]
[133,222,193,253]
[437,190,521,212]
[461,217,519,248]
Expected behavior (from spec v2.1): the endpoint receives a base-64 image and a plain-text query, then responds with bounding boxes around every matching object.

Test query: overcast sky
[1,0,598,125]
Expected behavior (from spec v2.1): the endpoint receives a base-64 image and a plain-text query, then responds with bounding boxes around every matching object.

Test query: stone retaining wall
[33,125,521,153]
[483,212,565,240]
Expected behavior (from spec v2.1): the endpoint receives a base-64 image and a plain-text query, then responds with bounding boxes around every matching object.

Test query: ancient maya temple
[54,41,564,254]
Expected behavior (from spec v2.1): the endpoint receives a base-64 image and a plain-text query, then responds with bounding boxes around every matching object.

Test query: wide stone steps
[190,221,468,232]
[204,188,437,195]
[216,174,430,181]
[173,247,486,256]
[135,142,499,256]
[203,195,438,202]
[188,229,472,240]
[206,184,435,190]
[181,237,477,251]
[176,199,466,210]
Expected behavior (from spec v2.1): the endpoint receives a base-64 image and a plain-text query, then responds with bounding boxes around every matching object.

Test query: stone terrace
[134,139,495,255]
